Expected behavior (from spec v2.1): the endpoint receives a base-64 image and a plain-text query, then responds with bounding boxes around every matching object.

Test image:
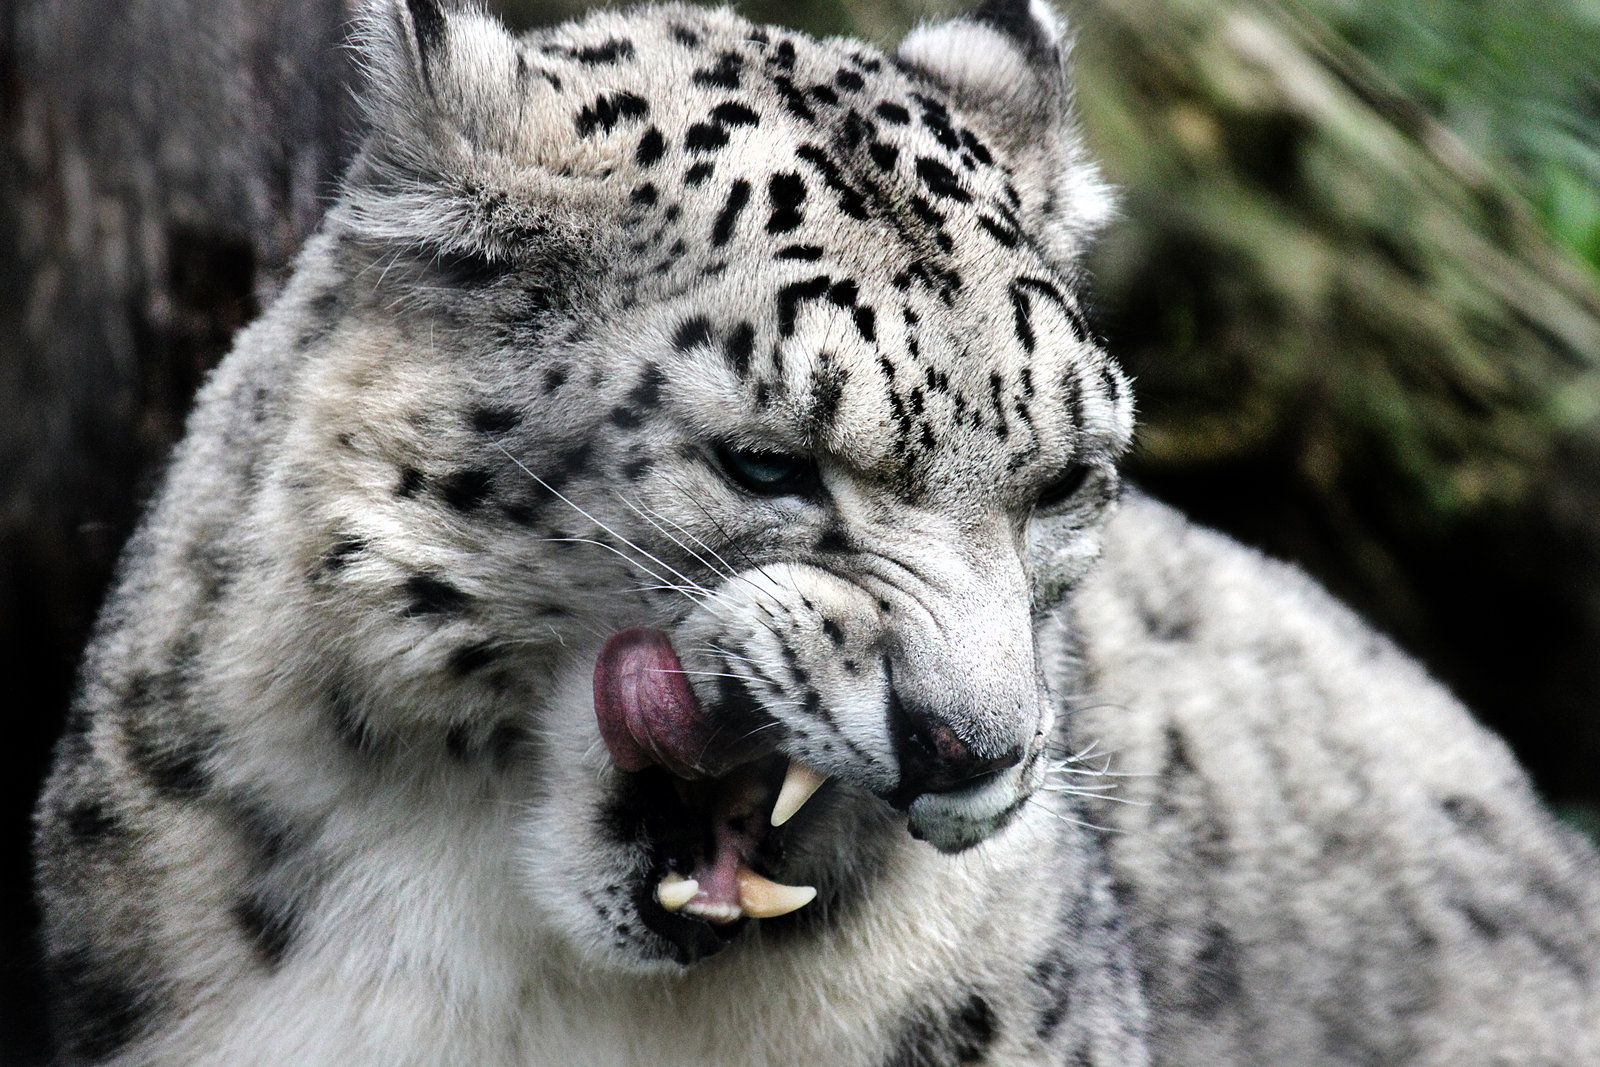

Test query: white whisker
[540,536,691,599]
[497,443,711,599]
[616,494,736,583]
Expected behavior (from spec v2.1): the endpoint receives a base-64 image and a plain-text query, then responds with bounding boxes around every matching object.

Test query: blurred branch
[1076,0,1600,518]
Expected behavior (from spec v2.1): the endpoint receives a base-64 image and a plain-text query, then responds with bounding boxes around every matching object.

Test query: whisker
[634,497,744,583]
[1045,760,1148,780]
[650,667,761,682]
[1038,781,1122,794]
[692,643,788,678]
[631,582,716,601]
[1039,786,1147,807]
[492,448,712,597]
[616,494,735,583]
[664,473,804,613]
[1022,794,1120,834]
[540,536,692,599]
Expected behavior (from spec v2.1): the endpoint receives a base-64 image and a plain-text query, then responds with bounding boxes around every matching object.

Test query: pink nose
[891,697,1023,802]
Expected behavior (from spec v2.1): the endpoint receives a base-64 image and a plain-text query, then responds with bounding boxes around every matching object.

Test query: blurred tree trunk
[0,0,355,1057]
[1073,0,1600,815]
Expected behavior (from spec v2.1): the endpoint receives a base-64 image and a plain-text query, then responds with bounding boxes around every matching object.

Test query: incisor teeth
[682,899,743,924]
[656,873,699,912]
[736,866,817,919]
[771,761,827,827]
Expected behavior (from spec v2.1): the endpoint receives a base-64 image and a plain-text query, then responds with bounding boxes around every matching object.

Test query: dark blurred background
[3,0,1597,1060]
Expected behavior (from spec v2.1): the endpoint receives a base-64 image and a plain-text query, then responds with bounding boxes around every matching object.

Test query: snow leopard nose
[887,691,1025,807]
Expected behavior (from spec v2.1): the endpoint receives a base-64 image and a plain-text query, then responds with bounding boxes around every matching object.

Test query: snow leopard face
[287,0,1131,968]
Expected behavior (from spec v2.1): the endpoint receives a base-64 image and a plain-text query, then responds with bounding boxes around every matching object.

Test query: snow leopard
[33,0,1600,1063]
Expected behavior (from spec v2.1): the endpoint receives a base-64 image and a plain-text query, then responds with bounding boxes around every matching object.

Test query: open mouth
[594,628,828,929]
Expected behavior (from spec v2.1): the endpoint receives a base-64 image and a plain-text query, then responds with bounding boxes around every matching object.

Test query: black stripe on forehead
[1057,365,1088,446]
[1013,276,1088,343]
[807,350,848,432]
[777,275,831,336]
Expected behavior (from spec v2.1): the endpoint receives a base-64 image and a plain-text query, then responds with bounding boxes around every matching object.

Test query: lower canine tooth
[771,762,827,826]
[737,866,817,919]
[656,873,699,912]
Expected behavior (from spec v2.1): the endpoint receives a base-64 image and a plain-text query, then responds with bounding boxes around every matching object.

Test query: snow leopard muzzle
[593,620,1044,953]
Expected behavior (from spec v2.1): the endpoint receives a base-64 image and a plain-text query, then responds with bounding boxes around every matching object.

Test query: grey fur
[34,1,1600,1064]
[1074,499,1600,1065]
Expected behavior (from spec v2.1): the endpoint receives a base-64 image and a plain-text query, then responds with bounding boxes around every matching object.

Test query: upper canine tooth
[771,761,827,826]
[736,866,817,919]
[656,872,699,912]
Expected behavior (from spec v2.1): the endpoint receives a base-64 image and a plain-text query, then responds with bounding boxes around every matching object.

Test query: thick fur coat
[35,1,1600,1063]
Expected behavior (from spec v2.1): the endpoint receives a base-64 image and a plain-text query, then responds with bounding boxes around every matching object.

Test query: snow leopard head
[288,0,1132,968]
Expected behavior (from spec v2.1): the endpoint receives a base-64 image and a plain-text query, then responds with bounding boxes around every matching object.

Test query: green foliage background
[1310,0,1600,272]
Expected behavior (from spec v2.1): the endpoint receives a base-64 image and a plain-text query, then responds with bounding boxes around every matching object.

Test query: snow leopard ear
[354,0,531,160]
[342,1,601,264]
[383,0,451,95]
[897,0,1112,263]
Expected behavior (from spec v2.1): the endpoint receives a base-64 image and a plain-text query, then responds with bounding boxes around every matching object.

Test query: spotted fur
[34,1,1600,1064]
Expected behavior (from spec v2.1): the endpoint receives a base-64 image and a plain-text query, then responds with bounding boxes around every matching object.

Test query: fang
[771,761,827,827]
[657,873,699,912]
[737,866,817,919]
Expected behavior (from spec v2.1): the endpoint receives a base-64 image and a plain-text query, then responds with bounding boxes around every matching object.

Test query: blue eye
[1036,463,1092,511]
[714,444,818,497]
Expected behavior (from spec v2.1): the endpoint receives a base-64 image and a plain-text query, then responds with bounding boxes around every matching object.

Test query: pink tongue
[693,771,769,919]
[593,628,716,779]
[595,629,771,919]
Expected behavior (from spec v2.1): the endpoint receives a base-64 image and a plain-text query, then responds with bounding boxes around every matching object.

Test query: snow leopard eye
[714,444,819,498]
[1035,463,1093,512]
